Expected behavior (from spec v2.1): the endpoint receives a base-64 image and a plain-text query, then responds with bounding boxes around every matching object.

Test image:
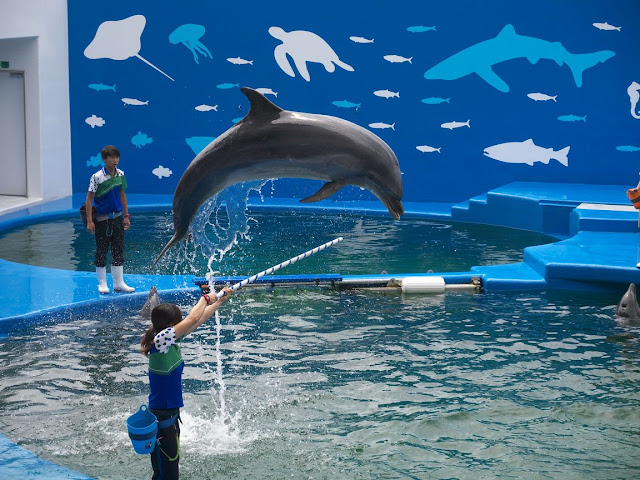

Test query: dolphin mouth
[376,189,404,220]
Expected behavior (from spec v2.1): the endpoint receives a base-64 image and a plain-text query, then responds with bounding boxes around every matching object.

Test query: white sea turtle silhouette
[268,26,354,82]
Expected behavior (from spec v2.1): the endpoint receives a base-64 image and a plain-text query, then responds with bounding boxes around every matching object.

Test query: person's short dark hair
[101,145,120,159]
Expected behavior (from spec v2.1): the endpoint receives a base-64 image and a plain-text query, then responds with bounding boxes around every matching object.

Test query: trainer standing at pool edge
[140,287,233,480]
[85,145,135,294]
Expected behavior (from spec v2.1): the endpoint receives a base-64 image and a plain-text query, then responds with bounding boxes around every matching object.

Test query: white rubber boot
[112,265,135,293]
[96,267,110,294]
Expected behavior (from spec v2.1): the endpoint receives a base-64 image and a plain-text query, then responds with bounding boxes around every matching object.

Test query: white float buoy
[401,276,445,294]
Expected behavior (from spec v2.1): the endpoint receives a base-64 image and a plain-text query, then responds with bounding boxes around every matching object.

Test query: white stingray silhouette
[269,26,353,82]
[84,15,174,81]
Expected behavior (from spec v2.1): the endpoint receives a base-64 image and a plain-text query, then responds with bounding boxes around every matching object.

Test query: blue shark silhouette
[424,24,615,92]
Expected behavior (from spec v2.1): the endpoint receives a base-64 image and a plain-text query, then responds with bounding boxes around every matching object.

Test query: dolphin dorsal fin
[497,24,517,38]
[241,87,283,118]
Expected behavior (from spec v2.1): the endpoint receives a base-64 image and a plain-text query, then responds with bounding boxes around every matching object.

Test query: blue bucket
[127,405,158,454]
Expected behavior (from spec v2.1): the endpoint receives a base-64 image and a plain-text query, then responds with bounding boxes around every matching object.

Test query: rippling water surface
[0,289,639,479]
[0,209,554,275]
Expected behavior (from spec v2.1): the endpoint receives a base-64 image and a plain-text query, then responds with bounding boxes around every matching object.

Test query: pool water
[0,209,555,275]
[0,288,638,479]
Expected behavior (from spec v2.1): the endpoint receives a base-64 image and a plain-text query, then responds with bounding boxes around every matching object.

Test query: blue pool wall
[68,0,640,204]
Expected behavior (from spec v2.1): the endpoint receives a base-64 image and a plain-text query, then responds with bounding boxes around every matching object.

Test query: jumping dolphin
[424,24,615,93]
[152,87,403,266]
[615,283,640,321]
[140,286,161,320]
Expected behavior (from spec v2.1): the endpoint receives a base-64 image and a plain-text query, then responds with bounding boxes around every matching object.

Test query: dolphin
[152,87,403,266]
[615,283,640,322]
[140,286,161,320]
[424,24,615,93]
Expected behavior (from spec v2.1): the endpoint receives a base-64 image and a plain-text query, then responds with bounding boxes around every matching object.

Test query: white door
[0,71,27,196]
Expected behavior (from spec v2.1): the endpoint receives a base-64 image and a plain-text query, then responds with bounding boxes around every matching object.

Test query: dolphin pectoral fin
[476,67,510,93]
[300,180,348,203]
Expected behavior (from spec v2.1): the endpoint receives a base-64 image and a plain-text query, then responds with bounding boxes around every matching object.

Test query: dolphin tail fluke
[555,146,570,167]
[567,50,615,87]
[152,234,180,268]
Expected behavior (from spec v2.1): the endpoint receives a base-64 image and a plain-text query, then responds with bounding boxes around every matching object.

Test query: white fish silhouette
[527,92,557,102]
[350,36,374,44]
[85,114,105,128]
[374,89,400,99]
[152,165,172,179]
[627,81,640,120]
[441,120,470,130]
[255,88,278,97]
[383,55,412,64]
[227,57,254,65]
[122,98,148,106]
[269,26,353,82]
[195,104,218,112]
[593,22,621,31]
[416,145,441,153]
[369,122,395,130]
[483,139,569,166]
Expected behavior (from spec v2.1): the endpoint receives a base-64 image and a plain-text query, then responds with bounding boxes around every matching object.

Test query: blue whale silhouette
[425,24,615,92]
[152,87,403,266]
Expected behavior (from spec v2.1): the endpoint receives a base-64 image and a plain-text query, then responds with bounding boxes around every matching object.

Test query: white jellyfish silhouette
[169,24,212,64]
[269,26,353,82]
[84,15,174,81]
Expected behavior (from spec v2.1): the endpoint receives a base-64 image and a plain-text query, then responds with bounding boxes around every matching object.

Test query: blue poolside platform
[1,182,639,322]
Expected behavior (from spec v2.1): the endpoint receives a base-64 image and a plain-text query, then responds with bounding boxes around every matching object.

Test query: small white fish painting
[227,57,254,65]
[152,165,172,179]
[593,22,621,31]
[441,120,470,130]
[527,92,557,102]
[369,122,395,130]
[383,55,412,64]
[195,104,218,112]
[483,139,569,166]
[350,36,374,44]
[122,97,148,106]
[255,88,278,97]
[374,89,400,99]
[416,145,441,153]
[85,114,106,128]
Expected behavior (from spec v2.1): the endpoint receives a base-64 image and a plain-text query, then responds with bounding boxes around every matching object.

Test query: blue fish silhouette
[558,114,586,122]
[425,24,615,92]
[132,131,154,148]
[332,100,361,109]
[407,26,436,33]
[88,83,116,92]
[217,83,240,89]
[87,153,102,167]
[421,97,450,104]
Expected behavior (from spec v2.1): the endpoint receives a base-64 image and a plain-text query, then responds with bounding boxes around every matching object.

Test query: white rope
[215,237,344,298]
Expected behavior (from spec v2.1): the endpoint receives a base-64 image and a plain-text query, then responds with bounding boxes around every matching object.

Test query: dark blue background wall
[68,0,640,204]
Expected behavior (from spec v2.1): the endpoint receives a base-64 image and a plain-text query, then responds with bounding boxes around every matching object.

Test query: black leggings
[150,409,180,480]
[94,216,125,267]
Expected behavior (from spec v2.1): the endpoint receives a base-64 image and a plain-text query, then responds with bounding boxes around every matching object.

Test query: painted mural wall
[68,0,640,205]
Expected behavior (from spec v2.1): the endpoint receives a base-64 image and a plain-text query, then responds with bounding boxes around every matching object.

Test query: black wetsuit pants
[94,216,125,267]
[150,408,180,480]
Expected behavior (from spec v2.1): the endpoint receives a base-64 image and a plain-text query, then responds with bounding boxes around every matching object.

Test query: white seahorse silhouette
[628,81,640,119]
